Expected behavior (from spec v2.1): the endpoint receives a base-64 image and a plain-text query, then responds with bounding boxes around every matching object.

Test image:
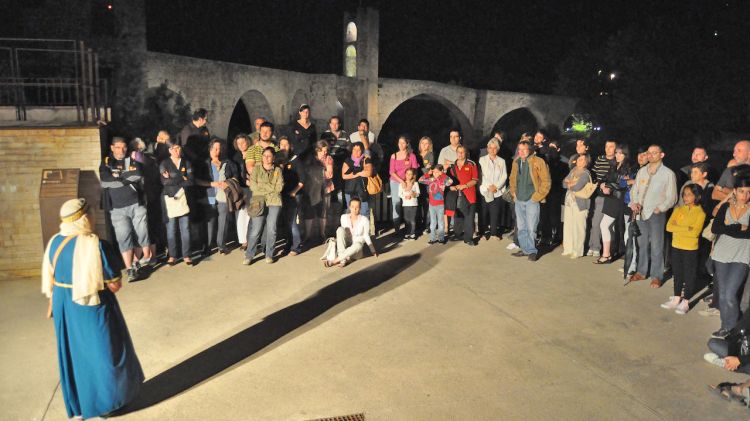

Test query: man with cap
[42,198,143,419]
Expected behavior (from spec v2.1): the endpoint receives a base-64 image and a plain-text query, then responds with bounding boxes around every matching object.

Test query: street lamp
[609,72,616,80]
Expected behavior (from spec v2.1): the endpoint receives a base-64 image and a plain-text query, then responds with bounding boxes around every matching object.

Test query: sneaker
[660,296,681,310]
[126,268,138,282]
[528,253,539,262]
[703,352,726,367]
[242,258,252,265]
[506,242,519,250]
[464,241,476,247]
[675,299,690,315]
[711,328,730,339]
[427,239,436,245]
[511,251,528,257]
[265,258,274,264]
[699,307,720,317]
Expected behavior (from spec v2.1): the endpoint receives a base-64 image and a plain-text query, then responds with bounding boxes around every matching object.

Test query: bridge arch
[379,93,475,157]
[227,89,274,144]
[490,107,539,147]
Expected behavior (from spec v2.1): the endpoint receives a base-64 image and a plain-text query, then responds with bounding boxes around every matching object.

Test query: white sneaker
[660,296,681,310]
[703,352,725,367]
[675,299,690,315]
[506,243,519,250]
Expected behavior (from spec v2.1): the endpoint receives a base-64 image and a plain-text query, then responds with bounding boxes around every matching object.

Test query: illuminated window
[346,22,357,43]
[345,45,357,77]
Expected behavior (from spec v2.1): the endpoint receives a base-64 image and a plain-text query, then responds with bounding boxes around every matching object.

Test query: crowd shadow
[114,253,421,415]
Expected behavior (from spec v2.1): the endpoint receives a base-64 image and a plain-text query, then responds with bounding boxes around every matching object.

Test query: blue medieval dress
[47,234,144,419]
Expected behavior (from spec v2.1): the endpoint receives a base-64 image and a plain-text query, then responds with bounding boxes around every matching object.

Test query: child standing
[419,164,453,244]
[399,168,420,240]
[662,184,706,314]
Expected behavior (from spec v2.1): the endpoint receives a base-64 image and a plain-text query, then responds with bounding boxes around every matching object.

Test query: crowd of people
[95,103,750,407]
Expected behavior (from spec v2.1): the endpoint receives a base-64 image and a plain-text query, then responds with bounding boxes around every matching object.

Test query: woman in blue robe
[42,198,144,419]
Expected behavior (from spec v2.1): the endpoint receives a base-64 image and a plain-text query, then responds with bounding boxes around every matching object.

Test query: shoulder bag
[165,187,190,218]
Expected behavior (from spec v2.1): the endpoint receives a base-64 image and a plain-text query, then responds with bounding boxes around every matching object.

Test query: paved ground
[1,233,747,420]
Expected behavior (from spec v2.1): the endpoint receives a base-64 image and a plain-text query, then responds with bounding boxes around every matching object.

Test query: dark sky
[144,0,657,93]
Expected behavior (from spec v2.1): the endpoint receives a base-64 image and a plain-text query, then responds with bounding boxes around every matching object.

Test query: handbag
[501,188,514,203]
[367,173,383,195]
[574,179,597,199]
[247,196,266,218]
[164,188,190,218]
[702,218,715,242]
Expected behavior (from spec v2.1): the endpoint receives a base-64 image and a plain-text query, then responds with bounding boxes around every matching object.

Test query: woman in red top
[448,146,479,245]
[388,136,419,235]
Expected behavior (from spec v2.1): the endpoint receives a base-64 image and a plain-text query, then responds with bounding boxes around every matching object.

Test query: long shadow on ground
[116,253,421,415]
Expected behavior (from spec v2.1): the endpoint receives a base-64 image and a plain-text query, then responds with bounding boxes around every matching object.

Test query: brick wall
[0,126,104,281]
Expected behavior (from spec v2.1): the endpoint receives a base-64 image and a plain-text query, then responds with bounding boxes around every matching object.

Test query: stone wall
[0,126,104,281]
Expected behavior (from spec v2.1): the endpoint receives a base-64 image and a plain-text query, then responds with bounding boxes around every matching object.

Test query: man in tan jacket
[509,141,551,261]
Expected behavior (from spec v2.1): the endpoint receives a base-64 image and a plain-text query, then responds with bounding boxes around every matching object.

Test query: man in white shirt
[628,144,678,287]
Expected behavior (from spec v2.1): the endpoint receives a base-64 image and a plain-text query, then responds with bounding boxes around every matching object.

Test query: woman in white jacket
[323,197,378,267]
[478,138,508,241]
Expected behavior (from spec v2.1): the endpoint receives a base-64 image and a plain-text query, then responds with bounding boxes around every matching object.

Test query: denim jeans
[245,205,281,259]
[283,195,302,253]
[708,337,750,374]
[636,212,666,281]
[429,204,445,241]
[389,180,402,230]
[205,201,229,250]
[715,261,750,331]
[515,200,540,254]
[167,215,191,258]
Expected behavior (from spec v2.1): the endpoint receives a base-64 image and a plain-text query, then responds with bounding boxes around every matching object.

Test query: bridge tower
[342,7,380,130]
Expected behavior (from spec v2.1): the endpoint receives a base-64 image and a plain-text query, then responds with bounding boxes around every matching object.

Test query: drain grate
[308,413,365,421]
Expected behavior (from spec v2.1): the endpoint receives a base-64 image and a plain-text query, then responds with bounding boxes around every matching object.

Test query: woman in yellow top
[661,184,706,314]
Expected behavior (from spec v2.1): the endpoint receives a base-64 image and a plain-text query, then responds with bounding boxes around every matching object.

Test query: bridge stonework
[144,51,578,149]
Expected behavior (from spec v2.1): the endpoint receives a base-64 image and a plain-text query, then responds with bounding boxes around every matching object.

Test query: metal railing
[0,38,108,124]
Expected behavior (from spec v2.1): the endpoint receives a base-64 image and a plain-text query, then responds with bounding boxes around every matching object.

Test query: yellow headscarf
[41,198,105,306]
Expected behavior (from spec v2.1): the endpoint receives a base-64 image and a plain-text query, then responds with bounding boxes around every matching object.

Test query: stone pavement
[1,234,747,420]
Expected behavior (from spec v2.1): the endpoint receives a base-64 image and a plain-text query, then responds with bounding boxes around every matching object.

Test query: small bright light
[107,4,112,10]
[714,30,718,37]
[609,73,616,80]
[597,69,602,76]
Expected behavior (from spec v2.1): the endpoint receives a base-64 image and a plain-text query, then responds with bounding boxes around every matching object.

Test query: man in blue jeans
[508,141,551,261]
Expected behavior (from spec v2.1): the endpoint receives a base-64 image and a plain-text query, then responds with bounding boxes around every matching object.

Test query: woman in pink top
[389,136,418,234]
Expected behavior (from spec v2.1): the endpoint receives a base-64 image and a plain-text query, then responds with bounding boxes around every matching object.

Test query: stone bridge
[144,51,578,150]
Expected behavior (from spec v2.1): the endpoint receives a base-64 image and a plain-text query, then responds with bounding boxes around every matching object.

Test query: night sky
[144,0,743,95]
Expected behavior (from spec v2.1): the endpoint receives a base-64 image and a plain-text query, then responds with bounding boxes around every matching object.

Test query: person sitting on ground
[399,168,420,240]
[705,306,750,375]
[709,177,750,339]
[324,197,378,268]
[562,153,593,259]
[661,184,706,314]
[419,164,453,244]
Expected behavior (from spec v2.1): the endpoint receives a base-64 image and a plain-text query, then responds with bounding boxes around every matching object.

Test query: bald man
[713,140,750,201]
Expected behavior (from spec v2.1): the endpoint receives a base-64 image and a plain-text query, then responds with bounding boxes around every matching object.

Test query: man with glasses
[628,144,678,288]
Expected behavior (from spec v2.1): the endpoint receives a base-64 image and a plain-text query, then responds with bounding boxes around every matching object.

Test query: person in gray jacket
[562,153,593,258]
